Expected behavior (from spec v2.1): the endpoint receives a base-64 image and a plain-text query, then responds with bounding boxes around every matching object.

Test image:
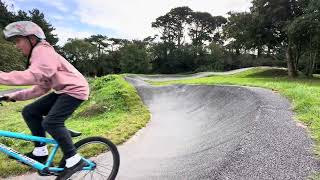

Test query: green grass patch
[0,75,150,177]
[153,67,320,155]
[0,85,29,91]
[308,172,320,180]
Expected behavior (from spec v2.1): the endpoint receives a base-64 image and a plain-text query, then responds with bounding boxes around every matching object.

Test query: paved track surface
[137,67,254,82]
[116,77,319,180]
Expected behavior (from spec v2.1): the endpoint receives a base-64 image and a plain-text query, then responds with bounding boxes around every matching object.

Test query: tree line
[0,0,319,77]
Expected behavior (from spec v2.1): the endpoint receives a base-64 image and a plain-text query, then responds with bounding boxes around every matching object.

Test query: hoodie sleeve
[0,44,59,86]
[0,69,39,85]
[5,85,51,101]
[0,43,59,100]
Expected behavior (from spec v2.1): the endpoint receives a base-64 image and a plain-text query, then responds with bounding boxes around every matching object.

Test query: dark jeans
[22,92,83,159]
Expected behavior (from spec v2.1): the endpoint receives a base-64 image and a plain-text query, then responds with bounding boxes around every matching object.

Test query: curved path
[7,68,320,179]
[137,67,255,82]
[116,76,319,179]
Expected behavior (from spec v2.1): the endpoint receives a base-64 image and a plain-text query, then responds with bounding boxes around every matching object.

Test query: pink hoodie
[0,41,89,101]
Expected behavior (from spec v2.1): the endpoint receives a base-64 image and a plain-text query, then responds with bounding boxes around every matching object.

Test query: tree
[28,9,59,46]
[188,12,226,46]
[108,37,129,52]
[15,10,29,21]
[0,1,29,71]
[0,0,15,29]
[223,12,255,55]
[205,43,226,70]
[0,30,25,71]
[62,38,97,76]
[119,41,151,73]
[212,16,228,45]
[287,0,320,76]
[250,0,307,77]
[86,34,109,59]
[152,14,175,44]
[152,7,193,46]
[167,6,193,46]
[152,8,192,71]
[0,1,59,47]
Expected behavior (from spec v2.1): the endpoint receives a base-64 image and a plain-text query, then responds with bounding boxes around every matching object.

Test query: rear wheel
[69,137,120,180]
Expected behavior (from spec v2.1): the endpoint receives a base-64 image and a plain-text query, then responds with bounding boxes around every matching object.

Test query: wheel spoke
[93,170,110,178]
[79,171,91,180]
[94,161,113,169]
[90,171,94,179]
[69,170,84,179]
[74,137,119,180]
[96,164,113,171]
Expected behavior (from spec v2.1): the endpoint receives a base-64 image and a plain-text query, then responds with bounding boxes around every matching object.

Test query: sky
[4,0,252,45]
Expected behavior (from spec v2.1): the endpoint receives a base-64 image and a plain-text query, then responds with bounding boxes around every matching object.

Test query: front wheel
[69,137,120,180]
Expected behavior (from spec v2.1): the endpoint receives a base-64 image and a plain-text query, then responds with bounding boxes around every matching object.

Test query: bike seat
[68,129,82,137]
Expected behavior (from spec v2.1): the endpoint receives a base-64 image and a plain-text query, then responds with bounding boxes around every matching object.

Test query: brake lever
[0,96,8,104]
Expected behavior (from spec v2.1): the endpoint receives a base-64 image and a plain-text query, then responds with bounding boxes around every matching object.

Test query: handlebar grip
[0,96,8,101]
[0,96,15,102]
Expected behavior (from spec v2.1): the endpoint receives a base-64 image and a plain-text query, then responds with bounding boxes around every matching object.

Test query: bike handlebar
[0,96,8,101]
[0,96,16,102]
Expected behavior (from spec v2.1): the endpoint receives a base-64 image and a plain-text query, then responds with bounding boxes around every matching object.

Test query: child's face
[14,36,31,57]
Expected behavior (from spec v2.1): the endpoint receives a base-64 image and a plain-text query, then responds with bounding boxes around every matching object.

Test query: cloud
[5,0,252,44]
[8,0,68,12]
[53,26,93,46]
[2,0,20,11]
[49,14,77,23]
[36,0,68,12]
[50,14,65,21]
[75,0,252,40]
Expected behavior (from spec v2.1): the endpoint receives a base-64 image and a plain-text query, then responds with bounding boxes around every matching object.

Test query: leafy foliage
[0,30,25,71]
[118,41,151,73]
[1,1,319,77]
[0,1,58,46]
[62,38,97,76]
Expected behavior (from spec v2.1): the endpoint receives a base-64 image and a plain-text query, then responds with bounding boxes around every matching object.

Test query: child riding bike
[0,21,90,180]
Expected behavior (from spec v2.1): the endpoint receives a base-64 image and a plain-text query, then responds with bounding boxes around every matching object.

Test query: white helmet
[3,21,46,40]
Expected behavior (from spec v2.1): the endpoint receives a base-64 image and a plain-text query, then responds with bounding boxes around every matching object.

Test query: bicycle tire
[69,136,120,180]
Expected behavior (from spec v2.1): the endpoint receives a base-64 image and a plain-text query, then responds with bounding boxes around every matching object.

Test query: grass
[0,85,29,91]
[152,67,320,155]
[0,75,150,177]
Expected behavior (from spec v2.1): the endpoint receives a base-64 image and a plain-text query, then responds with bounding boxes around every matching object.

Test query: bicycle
[0,96,120,180]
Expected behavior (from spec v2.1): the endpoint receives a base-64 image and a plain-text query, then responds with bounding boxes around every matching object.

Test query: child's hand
[0,96,16,102]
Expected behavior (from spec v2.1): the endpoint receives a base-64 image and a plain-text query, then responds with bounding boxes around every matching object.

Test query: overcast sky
[4,0,252,45]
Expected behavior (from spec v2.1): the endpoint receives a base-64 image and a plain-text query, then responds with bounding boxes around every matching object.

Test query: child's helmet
[3,21,46,40]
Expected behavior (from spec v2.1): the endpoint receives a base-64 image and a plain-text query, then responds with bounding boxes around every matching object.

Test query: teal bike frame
[0,130,95,173]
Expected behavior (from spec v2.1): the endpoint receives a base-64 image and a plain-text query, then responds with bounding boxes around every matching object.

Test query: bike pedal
[38,168,59,176]
[37,170,51,176]
[37,171,59,176]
